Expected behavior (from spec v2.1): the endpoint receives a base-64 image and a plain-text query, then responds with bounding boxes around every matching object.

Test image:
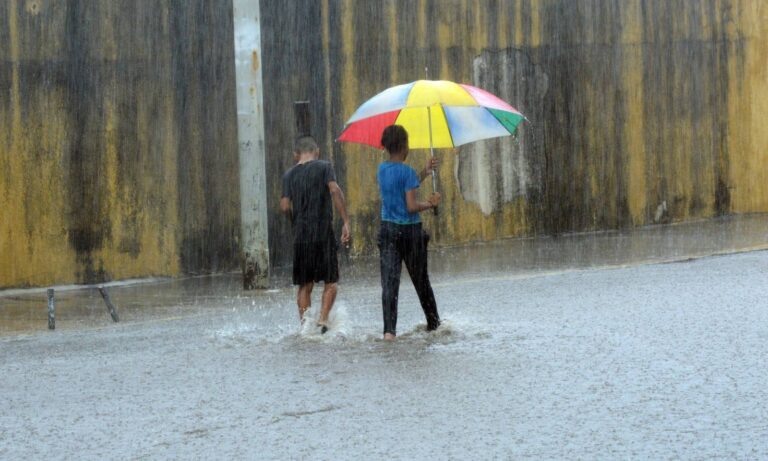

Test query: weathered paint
[2,1,766,287]
[233,0,270,289]
[259,0,768,266]
[728,1,768,213]
[0,1,240,289]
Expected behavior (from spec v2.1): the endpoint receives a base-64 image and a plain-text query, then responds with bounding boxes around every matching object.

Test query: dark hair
[294,135,318,154]
[381,125,408,154]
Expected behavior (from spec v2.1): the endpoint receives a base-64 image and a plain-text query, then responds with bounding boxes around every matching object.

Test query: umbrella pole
[427,106,438,216]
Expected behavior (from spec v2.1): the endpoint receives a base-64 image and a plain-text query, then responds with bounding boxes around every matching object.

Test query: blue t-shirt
[377,162,421,224]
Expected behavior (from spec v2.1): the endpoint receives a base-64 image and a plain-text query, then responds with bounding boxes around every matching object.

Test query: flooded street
[2,215,768,460]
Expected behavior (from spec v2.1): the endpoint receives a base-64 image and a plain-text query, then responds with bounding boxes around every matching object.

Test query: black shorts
[293,239,339,285]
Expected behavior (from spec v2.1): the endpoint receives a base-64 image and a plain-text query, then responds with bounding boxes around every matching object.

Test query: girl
[377,125,442,341]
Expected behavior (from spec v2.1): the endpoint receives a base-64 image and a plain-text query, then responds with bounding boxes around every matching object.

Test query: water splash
[298,302,350,340]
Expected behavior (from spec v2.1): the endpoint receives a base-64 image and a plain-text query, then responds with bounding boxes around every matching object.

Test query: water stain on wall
[259,0,759,267]
[1,0,240,288]
[457,47,548,216]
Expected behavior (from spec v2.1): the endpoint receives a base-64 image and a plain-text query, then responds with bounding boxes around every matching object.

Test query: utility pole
[233,0,270,289]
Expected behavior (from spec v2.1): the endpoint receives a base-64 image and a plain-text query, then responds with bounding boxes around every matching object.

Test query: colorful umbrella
[337,80,526,150]
[337,80,526,201]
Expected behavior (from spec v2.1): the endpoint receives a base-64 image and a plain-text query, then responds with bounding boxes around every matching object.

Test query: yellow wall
[0,1,240,289]
[3,1,767,287]
[728,1,768,213]
[261,0,768,263]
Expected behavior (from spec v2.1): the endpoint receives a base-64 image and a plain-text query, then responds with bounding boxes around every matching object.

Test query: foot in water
[383,333,396,341]
[317,323,329,334]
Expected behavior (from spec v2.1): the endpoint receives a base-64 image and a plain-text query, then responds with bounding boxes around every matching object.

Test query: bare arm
[406,189,441,213]
[280,196,292,215]
[328,181,351,244]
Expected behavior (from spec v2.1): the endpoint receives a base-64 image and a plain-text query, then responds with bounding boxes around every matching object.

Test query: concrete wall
[0,1,241,288]
[261,0,768,265]
[2,0,766,288]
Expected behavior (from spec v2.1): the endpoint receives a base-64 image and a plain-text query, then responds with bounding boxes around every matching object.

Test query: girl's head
[381,125,408,156]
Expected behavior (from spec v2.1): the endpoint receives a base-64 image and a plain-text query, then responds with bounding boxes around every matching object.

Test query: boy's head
[294,136,319,156]
[381,125,408,154]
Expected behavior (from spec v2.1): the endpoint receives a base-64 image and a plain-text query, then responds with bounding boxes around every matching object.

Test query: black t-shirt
[281,160,336,243]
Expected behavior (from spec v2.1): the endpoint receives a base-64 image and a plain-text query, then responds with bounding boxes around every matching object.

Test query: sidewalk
[2,213,767,335]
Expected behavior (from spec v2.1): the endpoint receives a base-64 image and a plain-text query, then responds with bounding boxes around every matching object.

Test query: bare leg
[383,332,396,341]
[318,282,337,326]
[297,282,314,322]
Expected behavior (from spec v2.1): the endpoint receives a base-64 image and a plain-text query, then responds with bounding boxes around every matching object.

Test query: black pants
[378,221,440,335]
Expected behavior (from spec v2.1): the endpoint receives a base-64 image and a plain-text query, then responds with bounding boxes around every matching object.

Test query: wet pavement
[1,214,767,459]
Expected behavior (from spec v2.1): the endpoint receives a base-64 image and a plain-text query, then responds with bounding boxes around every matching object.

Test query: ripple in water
[209,301,493,352]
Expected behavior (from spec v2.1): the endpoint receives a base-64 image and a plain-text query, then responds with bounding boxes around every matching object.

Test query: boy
[280,136,350,332]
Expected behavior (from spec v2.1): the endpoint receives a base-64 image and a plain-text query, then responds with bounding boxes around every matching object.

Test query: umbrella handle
[431,169,438,216]
[428,106,438,216]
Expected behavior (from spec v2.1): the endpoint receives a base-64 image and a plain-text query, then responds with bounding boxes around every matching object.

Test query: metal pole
[427,105,438,216]
[47,288,55,330]
[98,287,120,323]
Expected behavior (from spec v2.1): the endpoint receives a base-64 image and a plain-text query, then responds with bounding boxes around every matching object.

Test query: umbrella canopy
[337,80,526,149]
